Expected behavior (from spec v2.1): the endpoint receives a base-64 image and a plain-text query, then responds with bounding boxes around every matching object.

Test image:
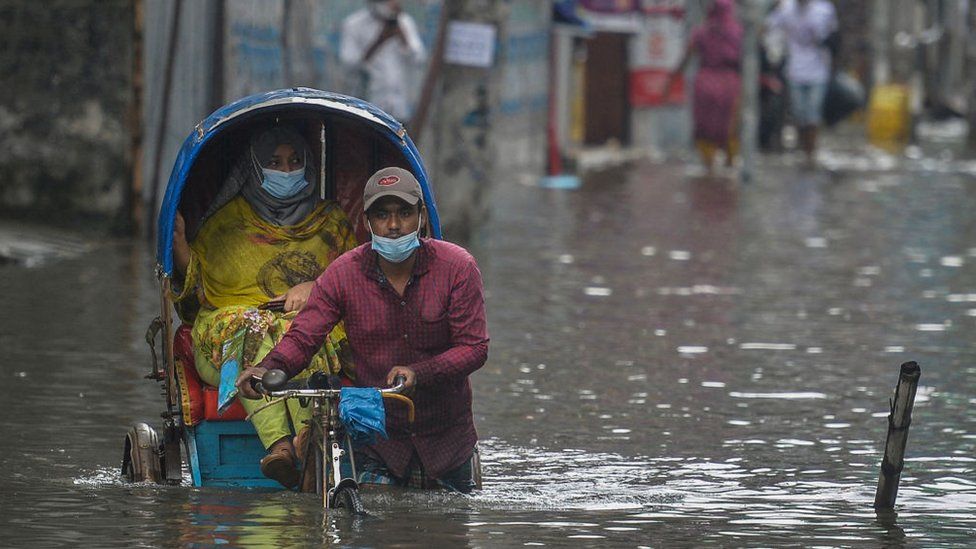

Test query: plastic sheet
[339,387,388,446]
[823,72,865,127]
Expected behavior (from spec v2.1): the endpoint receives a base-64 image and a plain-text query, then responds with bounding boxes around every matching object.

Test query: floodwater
[2,152,975,547]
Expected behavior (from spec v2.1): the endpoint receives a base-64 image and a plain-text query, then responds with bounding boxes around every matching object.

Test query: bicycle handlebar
[252,371,407,396]
[247,371,415,423]
[381,374,408,395]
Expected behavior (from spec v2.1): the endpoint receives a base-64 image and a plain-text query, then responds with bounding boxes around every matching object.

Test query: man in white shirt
[767,0,838,164]
[340,0,427,123]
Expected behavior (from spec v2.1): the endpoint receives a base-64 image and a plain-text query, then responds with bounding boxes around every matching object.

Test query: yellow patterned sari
[173,195,358,447]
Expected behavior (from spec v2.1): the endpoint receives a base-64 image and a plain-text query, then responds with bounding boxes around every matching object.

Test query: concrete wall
[0,0,134,228]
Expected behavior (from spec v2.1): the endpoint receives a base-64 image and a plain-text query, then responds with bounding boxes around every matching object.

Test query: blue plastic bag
[216,329,245,415]
[339,388,388,446]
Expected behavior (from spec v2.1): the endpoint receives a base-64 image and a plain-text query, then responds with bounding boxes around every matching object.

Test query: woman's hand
[236,366,268,399]
[274,281,316,313]
[173,211,191,274]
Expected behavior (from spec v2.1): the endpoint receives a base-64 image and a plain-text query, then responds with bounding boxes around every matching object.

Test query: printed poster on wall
[629,0,686,107]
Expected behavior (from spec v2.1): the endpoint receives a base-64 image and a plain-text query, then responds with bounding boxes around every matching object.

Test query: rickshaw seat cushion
[203,386,247,421]
[174,324,248,424]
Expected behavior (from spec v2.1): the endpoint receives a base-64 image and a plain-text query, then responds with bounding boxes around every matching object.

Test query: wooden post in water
[874,361,921,509]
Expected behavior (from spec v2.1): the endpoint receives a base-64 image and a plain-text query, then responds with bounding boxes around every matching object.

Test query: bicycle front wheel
[333,486,366,515]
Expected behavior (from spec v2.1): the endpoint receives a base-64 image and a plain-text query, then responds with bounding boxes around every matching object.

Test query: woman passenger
[171,126,357,488]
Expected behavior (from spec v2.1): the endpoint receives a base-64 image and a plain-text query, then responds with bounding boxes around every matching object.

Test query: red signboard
[581,0,685,16]
[630,68,685,107]
[579,0,637,12]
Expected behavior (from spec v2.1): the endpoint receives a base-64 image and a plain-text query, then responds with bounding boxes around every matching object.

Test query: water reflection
[2,153,975,545]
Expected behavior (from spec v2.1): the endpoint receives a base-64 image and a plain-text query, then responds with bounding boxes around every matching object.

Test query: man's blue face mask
[368,219,422,263]
[260,165,309,199]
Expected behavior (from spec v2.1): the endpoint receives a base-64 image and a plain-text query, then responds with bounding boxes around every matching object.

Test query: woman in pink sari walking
[666,0,743,174]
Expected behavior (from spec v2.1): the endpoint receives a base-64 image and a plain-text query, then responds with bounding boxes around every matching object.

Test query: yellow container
[866,84,910,144]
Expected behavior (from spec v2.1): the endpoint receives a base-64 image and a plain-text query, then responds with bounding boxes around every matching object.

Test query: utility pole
[870,0,890,87]
[739,0,763,184]
[424,0,507,240]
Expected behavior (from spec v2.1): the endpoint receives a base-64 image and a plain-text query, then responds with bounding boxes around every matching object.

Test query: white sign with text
[444,21,497,68]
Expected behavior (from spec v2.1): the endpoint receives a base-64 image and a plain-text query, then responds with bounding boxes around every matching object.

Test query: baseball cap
[363,167,423,211]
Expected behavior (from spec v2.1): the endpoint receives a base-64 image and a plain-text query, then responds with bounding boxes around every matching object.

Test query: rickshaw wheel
[121,422,164,483]
[122,456,136,483]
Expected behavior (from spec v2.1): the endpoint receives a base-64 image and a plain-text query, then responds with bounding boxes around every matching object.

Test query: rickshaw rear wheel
[122,456,136,483]
[121,422,164,483]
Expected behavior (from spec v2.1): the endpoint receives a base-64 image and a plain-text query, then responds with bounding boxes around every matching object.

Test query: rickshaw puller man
[238,167,489,493]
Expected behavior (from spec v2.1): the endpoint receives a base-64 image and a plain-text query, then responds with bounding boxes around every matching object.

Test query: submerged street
[1,148,975,546]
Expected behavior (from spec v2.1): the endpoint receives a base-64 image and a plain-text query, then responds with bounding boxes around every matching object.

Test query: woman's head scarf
[238,126,319,226]
[198,126,319,232]
[689,0,742,69]
[706,0,742,43]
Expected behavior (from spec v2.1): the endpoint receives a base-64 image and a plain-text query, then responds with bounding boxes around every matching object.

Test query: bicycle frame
[250,381,413,510]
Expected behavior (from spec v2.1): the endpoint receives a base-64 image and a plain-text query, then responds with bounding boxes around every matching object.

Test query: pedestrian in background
[766,0,838,166]
[759,21,788,152]
[340,0,426,123]
[666,0,743,176]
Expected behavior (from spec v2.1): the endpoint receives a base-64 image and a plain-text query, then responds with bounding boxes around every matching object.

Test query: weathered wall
[143,0,442,228]
[144,0,546,240]
[142,0,220,228]
[0,0,548,234]
[0,0,134,228]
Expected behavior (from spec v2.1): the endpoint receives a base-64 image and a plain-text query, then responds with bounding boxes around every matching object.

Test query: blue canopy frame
[155,87,441,277]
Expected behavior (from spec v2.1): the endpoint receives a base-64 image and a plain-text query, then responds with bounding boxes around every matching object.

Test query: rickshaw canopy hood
[156,87,440,277]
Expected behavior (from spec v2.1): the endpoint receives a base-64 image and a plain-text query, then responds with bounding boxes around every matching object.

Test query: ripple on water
[677,346,708,355]
[729,391,827,399]
[583,286,612,297]
[739,343,797,351]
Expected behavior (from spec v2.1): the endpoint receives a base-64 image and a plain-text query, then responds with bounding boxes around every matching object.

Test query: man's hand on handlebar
[236,366,268,399]
[386,366,416,390]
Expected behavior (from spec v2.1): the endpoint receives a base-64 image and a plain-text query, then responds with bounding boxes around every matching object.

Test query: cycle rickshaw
[122,88,441,509]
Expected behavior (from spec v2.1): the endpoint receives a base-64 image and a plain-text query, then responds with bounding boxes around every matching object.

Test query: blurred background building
[1,0,974,237]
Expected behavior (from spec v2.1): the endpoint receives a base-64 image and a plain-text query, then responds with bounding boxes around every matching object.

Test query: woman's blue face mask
[260,165,308,199]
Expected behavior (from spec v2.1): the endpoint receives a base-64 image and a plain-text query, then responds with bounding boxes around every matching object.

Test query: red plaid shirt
[260,239,489,479]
